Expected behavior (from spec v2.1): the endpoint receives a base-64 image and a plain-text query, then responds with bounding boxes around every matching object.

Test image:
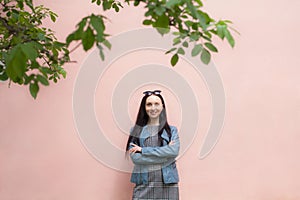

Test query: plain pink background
[1,0,300,199]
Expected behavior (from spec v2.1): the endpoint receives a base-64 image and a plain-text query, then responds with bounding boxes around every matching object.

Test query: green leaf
[145,10,154,17]
[182,41,189,47]
[165,47,177,54]
[17,0,24,9]
[99,47,105,61]
[24,74,35,85]
[203,31,212,41]
[66,18,88,45]
[177,47,185,55]
[184,20,194,27]
[96,33,104,43]
[117,2,124,8]
[181,15,188,19]
[171,54,179,66]
[49,12,57,22]
[50,67,66,79]
[143,19,152,25]
[21,42,38,60]
[52,48,58,57]
[201,48,211,64]
[190,32,200,41]
[196,10,210,28]
[66,33,75,45]
[156,28,170,35]
[192,23,198,30]
[224,20,233,24]
[154,14,169,28]
[0,72,8,81]
[60,69,67,78]
[194,0,203,7]
[82,26,95,51]
[102,40,111,50]
[39,67,53,75]
[204,42,218,52]
[134,0,140,6]
[30,60,40,70]
[191,44,202,57]
[53,41,66,48]
[90,14,105,34]
[154,6,166,16]
[216,24,226,39]
[15,77,23,85]
[53,77,58,83]
[186,0,198,18]
[166,0,181,8]
[103,0,112,10]
[173,37,181,45]
[224,29,235,47]
[112,3,120,12]
[37,75,49,86]
[29,82,39,99]
[6,46,27,81]
[25,0,34,10]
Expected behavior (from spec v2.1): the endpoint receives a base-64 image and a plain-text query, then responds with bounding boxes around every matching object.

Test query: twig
[68,42,82,54]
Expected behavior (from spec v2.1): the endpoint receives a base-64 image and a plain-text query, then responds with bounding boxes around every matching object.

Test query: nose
[150,105,156,109]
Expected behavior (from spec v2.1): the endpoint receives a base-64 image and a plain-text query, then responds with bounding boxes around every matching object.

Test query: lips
[147,110,159,117]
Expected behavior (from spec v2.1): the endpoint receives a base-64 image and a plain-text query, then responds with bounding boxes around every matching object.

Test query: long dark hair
[125,92,172,151]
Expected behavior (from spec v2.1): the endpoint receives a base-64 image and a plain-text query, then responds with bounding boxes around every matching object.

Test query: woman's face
[145,95,163,120]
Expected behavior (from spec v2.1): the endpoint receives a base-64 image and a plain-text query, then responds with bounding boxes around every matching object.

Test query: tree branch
[68,42,82,54]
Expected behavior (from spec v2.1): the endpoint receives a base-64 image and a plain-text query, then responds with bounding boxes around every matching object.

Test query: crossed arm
[129,127,180,165]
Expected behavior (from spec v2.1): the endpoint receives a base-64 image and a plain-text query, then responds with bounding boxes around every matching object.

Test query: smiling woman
[126,90,180,200]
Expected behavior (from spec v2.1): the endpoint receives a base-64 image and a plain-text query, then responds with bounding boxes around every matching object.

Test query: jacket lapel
[161,129,170,143]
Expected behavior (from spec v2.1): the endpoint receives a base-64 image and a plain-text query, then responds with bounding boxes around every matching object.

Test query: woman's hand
[129,143,142,153]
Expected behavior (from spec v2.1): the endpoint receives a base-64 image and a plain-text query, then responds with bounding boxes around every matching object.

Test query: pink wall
[1,0,300,199]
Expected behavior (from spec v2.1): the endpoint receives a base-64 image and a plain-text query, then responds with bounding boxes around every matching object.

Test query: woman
[126,90,180,200]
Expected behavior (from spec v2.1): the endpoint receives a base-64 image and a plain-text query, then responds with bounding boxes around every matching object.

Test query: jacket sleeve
[128,127,168,165]
[141,126,180,158]
[130,152,168,165]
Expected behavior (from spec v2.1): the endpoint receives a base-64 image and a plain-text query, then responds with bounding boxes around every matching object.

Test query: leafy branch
[0,0,69,98]
[0,0,237,99]
[137,0,236,65]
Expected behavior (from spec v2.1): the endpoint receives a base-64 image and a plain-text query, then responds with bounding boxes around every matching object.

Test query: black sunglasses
[143,90,161,96]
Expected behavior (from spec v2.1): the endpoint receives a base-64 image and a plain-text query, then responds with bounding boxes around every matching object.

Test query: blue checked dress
[132,125,179,200]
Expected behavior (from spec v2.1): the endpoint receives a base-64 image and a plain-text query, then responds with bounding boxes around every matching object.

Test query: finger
[129,148,135,153]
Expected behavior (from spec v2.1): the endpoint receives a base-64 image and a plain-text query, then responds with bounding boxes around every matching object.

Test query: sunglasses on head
[143,90,161,96]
